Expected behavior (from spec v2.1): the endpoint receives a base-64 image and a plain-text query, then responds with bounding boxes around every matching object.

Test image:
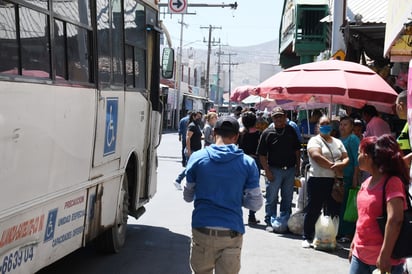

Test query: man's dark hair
[214,116,239,138]
[340,115,354,125]
[361,105,378,117]
[234,106,243,112]
[241,111,257,129]
[215,129,238,138]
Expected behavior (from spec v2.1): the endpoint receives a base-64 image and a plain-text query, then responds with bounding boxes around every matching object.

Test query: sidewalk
[239,173,352,274]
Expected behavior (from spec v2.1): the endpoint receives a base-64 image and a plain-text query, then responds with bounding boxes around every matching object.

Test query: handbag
[331,177,345,203]
[343,187,359,222]
[320,137,344,203]
[376,176,412,259]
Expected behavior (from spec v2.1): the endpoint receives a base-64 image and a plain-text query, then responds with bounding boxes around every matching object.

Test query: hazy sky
[159,0,284,49]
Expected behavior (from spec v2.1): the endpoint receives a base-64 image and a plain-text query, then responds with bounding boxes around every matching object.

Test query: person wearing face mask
[301,115,349,248]
[174,111,204,190]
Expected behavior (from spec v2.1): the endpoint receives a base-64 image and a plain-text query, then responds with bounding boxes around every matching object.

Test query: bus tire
[96,174,129,253]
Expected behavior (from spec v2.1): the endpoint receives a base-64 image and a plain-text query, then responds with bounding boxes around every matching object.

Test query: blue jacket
[184,144,262,234]
[178,115,189,139]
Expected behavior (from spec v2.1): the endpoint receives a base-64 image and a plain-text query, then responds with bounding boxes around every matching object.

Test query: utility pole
[174,14,186,129]
[158,1,237,128]
[215,44,227,111]
[201,25,221,100]
[221,52,238,112]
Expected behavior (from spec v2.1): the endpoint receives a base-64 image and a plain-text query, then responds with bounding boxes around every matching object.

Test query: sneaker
[301,239,312,248]
[173,181,182,191]
[265,225,274,232]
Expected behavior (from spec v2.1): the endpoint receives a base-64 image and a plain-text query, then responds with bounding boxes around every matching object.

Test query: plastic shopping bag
[313,213,339,251]
[287,211,305,235]
[271,212,290,233]
[343,187,359,222]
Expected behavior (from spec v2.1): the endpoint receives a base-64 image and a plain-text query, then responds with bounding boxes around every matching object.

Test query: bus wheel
[96,174,129,253]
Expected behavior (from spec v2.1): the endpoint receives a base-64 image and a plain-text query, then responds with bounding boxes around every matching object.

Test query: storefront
[160,79,209,129]
[383,1,412,92]
[384,0,412,63]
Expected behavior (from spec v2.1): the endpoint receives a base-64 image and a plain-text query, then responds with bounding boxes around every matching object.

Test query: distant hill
[180,39,280,92]
[183,39,279,65]
[227,40,279,64]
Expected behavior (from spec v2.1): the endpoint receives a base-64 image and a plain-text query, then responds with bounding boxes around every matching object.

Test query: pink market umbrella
[230,85,255,102]
[255,99,295,111]
[255,98,329,111]
[252,60,398,114]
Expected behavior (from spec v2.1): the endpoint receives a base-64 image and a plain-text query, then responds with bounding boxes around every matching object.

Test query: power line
[158,1,237,128]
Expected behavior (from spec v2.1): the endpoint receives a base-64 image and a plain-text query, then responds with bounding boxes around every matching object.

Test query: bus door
[92,91,124,171]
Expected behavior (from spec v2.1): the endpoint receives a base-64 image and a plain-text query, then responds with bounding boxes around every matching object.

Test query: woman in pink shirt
[349,134,408,274]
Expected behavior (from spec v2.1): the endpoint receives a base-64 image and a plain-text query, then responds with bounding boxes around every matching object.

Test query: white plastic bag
[287,211,305,235]
[312,213,339,251]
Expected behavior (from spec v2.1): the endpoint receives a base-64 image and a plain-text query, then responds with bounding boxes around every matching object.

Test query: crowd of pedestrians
[173,97,412,274]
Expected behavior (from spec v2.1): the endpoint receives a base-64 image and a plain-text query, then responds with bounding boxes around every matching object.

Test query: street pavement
[38,131,352,274]
[140,130,352,274]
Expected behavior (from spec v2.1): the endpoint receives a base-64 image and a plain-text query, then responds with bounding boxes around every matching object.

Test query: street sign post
[168,0,187,14]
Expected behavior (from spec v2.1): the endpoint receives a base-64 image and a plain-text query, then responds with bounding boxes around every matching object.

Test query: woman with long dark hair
[174,111,203,190]
[349,134,409,274]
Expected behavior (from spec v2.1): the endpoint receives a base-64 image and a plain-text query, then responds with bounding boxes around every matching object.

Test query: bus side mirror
[161,48,174,79]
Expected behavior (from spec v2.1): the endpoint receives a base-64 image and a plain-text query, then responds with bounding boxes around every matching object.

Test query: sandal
[337,237,351,243]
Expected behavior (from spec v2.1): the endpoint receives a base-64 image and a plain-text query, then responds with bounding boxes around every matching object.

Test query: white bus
[0,0,171,273]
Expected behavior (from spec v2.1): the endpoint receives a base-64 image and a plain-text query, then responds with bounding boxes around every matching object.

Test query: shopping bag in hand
[343,187,359,222]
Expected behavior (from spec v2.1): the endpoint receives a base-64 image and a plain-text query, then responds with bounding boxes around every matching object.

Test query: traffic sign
[168,0,187,14]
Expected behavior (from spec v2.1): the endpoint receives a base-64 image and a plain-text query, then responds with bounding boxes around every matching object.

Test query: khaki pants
[190,228,243,274]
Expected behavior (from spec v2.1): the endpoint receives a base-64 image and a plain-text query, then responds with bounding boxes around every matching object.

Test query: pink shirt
[363,116,391,137]
[353,176,406,265]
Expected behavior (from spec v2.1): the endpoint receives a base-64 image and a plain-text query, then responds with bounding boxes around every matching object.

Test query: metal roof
[346,0,388,24]
[321,0,388,24]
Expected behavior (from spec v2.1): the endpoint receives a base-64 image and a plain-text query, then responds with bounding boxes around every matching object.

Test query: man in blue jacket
[178,111,191,167]
[183,116,263,274]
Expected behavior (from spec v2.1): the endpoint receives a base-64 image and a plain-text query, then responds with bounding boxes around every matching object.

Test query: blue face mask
[319,125,332,135]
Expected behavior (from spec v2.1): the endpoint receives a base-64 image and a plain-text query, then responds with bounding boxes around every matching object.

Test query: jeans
[349,255,404,274]
[176,149,190,184]
[303,177,340,240]
[264,166,295,224]
[338,174,356,237]
[175,168,186,184]
[181,140,187,167]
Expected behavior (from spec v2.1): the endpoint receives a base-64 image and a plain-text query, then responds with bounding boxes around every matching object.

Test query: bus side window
[55,20,91,83]
[20,6,50,78]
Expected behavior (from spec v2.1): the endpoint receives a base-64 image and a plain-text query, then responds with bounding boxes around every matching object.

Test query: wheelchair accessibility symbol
[44,208,58,242]
[104,98,118,156]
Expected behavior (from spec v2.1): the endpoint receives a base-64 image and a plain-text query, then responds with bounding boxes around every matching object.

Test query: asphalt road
[38,131,351,274]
